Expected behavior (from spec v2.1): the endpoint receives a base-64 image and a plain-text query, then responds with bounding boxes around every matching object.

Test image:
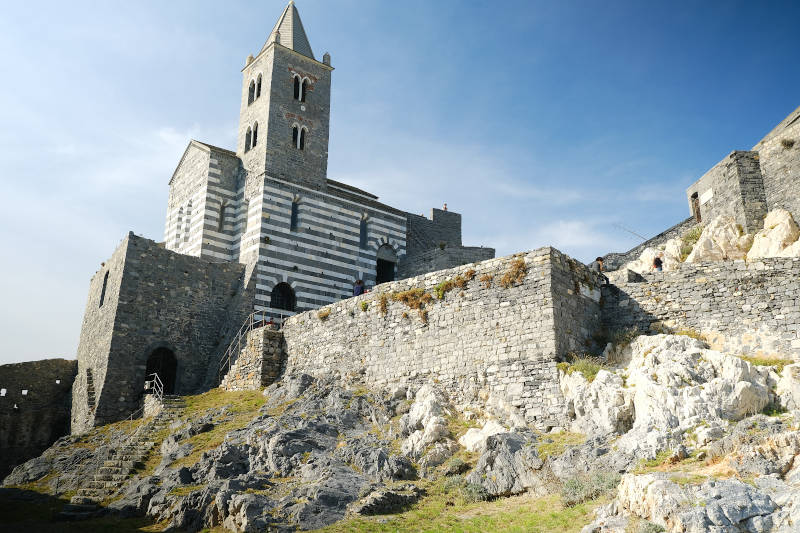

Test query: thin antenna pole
[613,223,648,242]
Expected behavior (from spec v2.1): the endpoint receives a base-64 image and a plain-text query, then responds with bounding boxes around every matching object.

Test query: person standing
[652,254,664,272]
[353,279,365,296]
[589,257,609,285]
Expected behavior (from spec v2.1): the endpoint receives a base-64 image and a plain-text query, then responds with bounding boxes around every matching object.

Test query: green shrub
[360,301,369,312]
[561,471,620,507]
[680,225,704,261]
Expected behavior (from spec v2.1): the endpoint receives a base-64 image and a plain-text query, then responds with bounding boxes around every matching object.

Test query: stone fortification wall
[753,106,800,222]
[281,247,602,428]
[604,217,696,272]
[221,328,284,391]
[397,245,496,279]
[686,151,767,234]
[73,233,247,433]
[405,209,463,258]
[603,258,800,359]
[0,359,77,480]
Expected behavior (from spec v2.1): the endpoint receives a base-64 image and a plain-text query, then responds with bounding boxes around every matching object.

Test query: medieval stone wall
[281,247,602,428]
[397,245,496,279]
[754,109,800,222]
[405,209,463,258]
[220,328,284,391]
[0,359,77,479]
[603,217,697,272]
[603,258,800,359]
[686,151,767,234]
[73,233,247,433]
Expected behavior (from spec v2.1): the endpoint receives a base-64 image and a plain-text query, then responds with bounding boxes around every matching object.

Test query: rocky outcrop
[685,215,754,262]
[623,237,683,274]
[748,209,800,259]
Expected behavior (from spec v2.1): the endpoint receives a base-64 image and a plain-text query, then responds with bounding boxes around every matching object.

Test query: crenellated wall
[280,247,602,428]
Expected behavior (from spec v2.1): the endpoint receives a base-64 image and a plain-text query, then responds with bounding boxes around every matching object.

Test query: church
[70,1,493,433]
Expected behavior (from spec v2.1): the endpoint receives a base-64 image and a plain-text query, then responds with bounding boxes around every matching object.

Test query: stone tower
[238,1,333,190]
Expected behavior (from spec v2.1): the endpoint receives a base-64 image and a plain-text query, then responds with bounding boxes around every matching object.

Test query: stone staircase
[60,395,185,520]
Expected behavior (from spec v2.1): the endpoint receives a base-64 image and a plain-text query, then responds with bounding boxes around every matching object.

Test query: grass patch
[675,328,703,341]
[168,483,207,497]
[499,258,527,288]
[762,403,788,417]
[360,301,369,312]
[169,389,267,469]
[479,274,493,288]
[559,355,606,383]
[537,431,586,459]
[433,270,476,299]
[378,293,388,315]
[739,355,794,374]
[680,225,704,261]
[317,484,600,533]
[561,471,620,507]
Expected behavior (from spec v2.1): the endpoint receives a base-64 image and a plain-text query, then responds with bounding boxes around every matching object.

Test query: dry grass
[479,274,493,288]
[738,355,794,374]
[537,431,586,459]
[499,258,527,288]
[317,308,331,320]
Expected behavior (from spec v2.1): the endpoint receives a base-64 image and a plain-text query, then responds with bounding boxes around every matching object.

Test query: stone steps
[68,396,186,510]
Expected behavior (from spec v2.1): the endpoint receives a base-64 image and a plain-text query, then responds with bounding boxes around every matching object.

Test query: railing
[144,373,164,403]
[216,309,289,385]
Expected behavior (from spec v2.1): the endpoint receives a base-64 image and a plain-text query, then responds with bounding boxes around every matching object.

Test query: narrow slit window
[252,122,258,147]
[299,128,306,150]
[218,203,226,232]
[290,201,299,231]
[99,271,109,307]
[292,125,298,147]
[300,79,308,102]
[245,127,252,152]
[293,76,300,100]
[248,80,255,105]
[256,74,262,98]
[359,217,368,249]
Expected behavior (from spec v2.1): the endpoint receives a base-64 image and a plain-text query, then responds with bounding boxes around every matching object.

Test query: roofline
[242,42,334,73]
[326,179,378,199]
[168,140,237,185]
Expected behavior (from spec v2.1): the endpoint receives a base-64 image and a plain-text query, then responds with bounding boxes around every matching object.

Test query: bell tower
[237,1,333,191]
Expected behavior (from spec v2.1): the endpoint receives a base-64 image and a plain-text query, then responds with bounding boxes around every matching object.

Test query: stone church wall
[0,359,77,479]
[397,245,496,279]
[603,258,800,359]
[281,247,602,428]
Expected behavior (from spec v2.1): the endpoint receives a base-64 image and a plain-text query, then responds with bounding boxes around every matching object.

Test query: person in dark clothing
[652,254,663,272]
[589,256,609,285]
[353,279,365,296]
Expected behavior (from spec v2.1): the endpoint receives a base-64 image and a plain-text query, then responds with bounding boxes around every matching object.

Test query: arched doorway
[145,347,177,394]
[376,244,397,284]
[270,282,296,312]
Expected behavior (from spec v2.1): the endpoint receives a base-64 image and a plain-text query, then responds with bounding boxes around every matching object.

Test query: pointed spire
[262,1,315,60]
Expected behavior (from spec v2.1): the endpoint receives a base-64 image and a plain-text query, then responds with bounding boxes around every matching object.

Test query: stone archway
[270,282,296,312]
[145,347,177,394]
[376,244,397,284]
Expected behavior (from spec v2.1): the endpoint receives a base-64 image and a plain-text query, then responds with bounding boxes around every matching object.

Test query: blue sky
[1,0,798,364]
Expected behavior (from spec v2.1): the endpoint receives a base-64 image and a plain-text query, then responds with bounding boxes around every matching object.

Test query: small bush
[499,258,527,288]
[460,482,489,503]
[317,308,331,320]
[561,355,606,383]
[679,225,704,261]
[560,471,620,507]
[609,327,639,349]
[360,301,369,312]
[479,274,493,288]
[781,138,796,149]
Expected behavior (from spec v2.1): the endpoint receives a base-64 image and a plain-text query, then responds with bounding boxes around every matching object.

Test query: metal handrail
[216,310,289,384]
[145,373,164,403]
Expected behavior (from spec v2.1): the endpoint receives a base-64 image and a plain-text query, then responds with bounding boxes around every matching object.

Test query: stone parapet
[221,328,284,391]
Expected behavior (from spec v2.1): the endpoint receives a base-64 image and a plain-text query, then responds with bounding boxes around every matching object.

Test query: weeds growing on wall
[360,301,369,312]
[781,138,796,149]
[378,293,388,315]
[317,308,331,320]
[433,269,476,299]
[499,258,528,288]
[479,274,493,288]
[391,288,432,323]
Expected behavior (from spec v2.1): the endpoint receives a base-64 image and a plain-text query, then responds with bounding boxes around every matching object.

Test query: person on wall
[652,253,664,272]
[589,256,610,285]
[353,279,365,296]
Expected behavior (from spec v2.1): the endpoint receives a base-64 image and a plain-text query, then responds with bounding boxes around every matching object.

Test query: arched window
[252,122,258,147]
[183,201,192,244]
[290,200,299,231]
[292,125,298,147]
[293,76,300,100]
[300,79,308,102]
[359,216,368,249]
[248,80,255,105]
[256,74,262,98]
[218,202,227,232]
[270,282,296,312]
[99,271,109,307]
[298,127,306,150]
[245,127,252,152]
[174,208,184,248]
